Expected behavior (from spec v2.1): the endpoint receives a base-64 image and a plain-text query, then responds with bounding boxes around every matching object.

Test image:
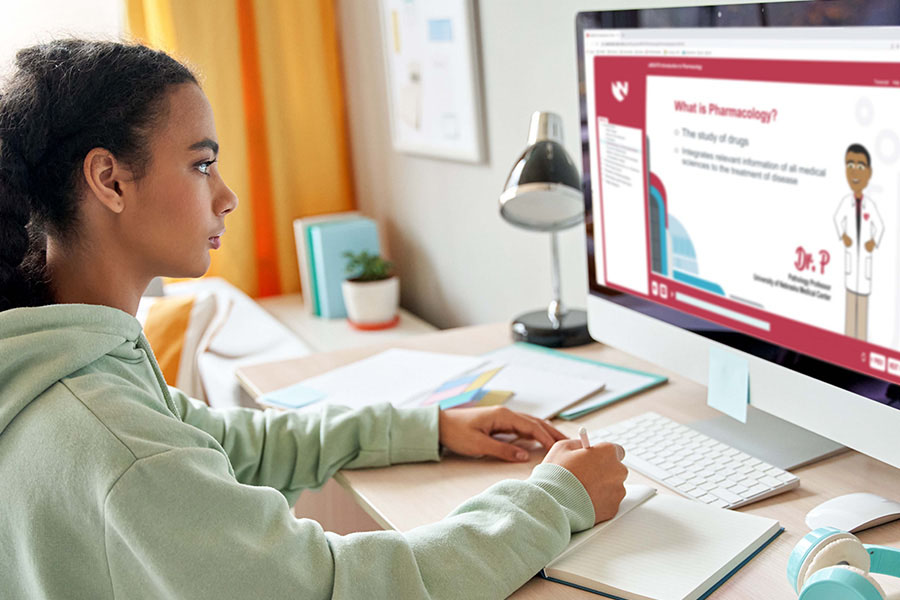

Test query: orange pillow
[139,293,231,404]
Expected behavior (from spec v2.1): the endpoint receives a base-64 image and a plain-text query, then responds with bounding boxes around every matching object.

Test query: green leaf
[343,250,393,281]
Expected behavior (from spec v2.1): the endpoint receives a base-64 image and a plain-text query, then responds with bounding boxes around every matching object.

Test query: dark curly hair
[0,39,197,311]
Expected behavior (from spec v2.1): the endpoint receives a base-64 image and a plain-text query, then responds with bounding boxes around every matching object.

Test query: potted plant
[341,251,400,330]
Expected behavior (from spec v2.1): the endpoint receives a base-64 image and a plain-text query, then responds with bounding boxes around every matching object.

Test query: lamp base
[511,308,592,347]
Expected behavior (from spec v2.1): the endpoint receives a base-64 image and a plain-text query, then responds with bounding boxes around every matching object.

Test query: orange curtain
[125,0,355,298]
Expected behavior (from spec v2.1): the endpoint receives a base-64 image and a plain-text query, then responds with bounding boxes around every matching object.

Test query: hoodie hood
[0,304,163,436]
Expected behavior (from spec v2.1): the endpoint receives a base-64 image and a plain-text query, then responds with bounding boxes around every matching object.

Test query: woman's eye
[197,159,217,175]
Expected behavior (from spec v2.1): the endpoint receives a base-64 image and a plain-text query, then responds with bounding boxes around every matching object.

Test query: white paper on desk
[294,349,486,411]
[485,344,610,379]
[482,363,605,420]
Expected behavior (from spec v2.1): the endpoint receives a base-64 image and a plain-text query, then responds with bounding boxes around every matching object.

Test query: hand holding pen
[541,426,628,524]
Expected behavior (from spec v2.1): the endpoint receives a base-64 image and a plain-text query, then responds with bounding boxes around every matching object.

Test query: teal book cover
[309,218,381,318]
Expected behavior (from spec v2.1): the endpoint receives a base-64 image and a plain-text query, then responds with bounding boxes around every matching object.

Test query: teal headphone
[787,527,900,599]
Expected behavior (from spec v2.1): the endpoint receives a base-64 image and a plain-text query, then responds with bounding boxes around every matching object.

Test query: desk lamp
[499,111,591,347]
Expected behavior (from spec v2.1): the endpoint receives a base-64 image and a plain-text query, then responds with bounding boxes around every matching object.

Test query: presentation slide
[645,74,900,352]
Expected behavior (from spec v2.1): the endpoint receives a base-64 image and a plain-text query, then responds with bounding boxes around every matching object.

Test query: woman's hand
[542,439,628,523]
[438,406,568,462]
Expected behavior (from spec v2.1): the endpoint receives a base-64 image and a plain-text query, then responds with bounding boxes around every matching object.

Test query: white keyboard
[589,412,799,509]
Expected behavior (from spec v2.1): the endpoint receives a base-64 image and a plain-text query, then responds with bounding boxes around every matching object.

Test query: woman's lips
[209,236,221,249]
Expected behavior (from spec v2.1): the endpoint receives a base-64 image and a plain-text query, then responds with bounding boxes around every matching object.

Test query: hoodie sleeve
[169,388,439,502]
[103,447,594,600]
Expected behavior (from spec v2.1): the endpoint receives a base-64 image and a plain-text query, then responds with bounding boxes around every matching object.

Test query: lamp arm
[548,231,567,328]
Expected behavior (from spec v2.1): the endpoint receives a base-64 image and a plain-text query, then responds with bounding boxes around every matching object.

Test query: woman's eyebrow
[189,138,219,154]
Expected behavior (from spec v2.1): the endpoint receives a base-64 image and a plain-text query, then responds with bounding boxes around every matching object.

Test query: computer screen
[577,2,900,468]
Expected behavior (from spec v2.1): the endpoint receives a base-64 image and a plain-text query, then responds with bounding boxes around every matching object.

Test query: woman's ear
[82,148,126,214]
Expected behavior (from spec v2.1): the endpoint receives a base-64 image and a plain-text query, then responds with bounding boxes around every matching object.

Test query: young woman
[0,40,627,599]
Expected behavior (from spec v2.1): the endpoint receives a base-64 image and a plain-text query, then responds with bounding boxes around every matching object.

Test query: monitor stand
[688,406,847,471]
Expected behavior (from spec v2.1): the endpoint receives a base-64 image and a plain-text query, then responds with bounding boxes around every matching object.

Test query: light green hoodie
[0,304,595,599]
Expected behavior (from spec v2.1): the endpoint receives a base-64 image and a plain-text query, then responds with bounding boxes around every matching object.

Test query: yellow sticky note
[466,367,503,392]
[475,390,513,407]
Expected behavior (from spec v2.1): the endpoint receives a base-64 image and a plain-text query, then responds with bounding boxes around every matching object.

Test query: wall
[0,0,123,76]
[336,0,768,329]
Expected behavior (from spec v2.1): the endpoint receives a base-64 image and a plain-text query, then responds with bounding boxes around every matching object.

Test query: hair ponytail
[0,144,40,310]
[0,39,197,311]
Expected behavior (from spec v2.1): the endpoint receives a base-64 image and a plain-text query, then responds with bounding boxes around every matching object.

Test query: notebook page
[545,494,779,600]
[551,485,656,563]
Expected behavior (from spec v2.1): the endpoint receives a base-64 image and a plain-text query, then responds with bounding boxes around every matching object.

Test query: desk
[236,322,900,599]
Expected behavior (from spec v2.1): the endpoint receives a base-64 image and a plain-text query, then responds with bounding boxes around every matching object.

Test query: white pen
[578,426,591,449]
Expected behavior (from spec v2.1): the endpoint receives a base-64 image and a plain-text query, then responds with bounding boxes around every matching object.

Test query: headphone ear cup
[790,529,870,592]
[804,537,871,582]
[798,565,885,600]
[843,567,887,599]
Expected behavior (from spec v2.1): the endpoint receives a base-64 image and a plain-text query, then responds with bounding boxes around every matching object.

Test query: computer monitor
[577,1,900,470]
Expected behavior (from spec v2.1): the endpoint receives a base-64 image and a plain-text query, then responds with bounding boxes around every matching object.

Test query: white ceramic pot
[341,276,400,328]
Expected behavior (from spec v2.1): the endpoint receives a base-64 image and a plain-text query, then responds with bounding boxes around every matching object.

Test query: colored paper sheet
[707,346,749,423]
[423,382,472,405]
[438,390,480,410]
[466,367,503,391]
[422,367,503,406]
[259,382,327,409]
[453,389,513,409]
[476,389,513,406]
[436,372,479,391]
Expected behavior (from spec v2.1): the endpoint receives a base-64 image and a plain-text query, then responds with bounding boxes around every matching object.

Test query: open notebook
[541,486,782,600]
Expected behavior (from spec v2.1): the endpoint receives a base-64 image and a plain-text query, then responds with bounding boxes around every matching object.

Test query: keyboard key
[623,454,671,482]
[747,484,769,496]
[760,475,782,488]
[711,487,743,504]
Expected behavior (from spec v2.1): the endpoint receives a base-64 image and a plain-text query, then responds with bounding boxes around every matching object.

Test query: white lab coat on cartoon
[833,193,885,295]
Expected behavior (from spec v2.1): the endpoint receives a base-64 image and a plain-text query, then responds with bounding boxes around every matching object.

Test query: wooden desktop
[236,322,900,599]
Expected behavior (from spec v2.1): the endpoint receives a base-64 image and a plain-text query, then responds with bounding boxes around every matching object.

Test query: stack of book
[293,212,381,319]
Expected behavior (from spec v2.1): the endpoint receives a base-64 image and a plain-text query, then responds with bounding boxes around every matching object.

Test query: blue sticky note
[438,389,480,410]
[259,382,326,409]
[435,372,478,392]
[707,346,749,423]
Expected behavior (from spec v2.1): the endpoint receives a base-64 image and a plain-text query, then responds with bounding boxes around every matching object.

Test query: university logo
[611,81,629,102]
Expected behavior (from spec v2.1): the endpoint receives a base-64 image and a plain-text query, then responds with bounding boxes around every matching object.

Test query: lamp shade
[497,111,591,347]
[499,112,583,232]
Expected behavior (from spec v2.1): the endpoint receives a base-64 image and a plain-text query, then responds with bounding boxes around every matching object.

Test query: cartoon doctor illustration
[834,143,885,341]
